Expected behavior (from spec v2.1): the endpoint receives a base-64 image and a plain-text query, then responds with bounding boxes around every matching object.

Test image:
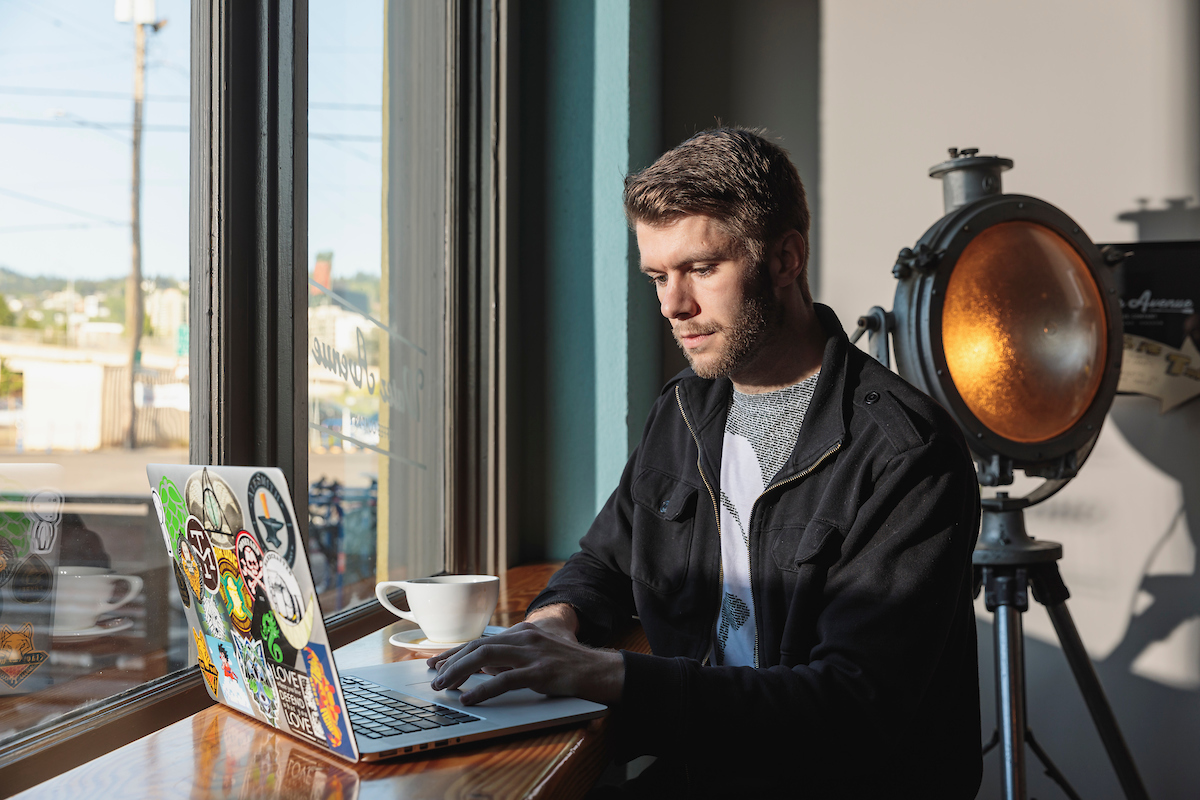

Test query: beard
[673,264,780,380]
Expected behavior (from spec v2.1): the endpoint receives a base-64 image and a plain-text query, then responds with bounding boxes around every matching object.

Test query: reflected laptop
[146,464,606,762]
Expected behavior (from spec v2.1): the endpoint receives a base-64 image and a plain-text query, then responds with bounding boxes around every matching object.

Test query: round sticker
[186,468,242,549]
[262,552,303,624]
[173,558,192,608]
[12,555,52,604]
[247,472,296,566]
[0,538,17,588]
[235,530,265,596]
[186,515,221,594]
[216,548,254,638]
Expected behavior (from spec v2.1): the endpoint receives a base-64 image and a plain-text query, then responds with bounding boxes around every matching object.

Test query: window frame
[0,0,507,793]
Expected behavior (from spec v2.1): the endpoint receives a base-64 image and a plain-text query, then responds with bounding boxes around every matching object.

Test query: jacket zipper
[746,441,842,667]
[675,386,722,666]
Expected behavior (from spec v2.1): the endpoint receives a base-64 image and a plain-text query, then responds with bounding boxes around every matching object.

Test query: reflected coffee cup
[54,566,143,632]
[374,575,499,644]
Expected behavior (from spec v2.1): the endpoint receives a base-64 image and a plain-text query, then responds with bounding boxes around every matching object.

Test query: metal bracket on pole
[850,306,894,369]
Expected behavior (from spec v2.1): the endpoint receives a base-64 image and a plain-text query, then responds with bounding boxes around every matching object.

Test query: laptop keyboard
[341,675,483,740]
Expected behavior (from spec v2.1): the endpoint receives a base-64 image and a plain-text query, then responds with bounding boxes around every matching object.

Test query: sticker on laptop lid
[186,468,241,550]
[233,636,279,726]
[210,636,253,714]
[194,628,219,698]
[235,530,266,596]
[301,643,355,760]
[186,515,221,594]
[157,476,188,552]
[262,551,314,649]
[172,558,192,609]
[272,662,326,748]
[248,472,297,567]
[199,593,230,640]
[215,547,254,639]
[253,590,297,667]
[177,537,203,599]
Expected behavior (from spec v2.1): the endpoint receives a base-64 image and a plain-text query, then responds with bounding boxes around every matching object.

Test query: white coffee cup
[54,566,143,632]
[375,575,499,644]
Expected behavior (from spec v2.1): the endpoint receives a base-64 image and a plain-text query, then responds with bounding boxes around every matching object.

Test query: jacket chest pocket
[769,519,843,573]
[629,468,700,594]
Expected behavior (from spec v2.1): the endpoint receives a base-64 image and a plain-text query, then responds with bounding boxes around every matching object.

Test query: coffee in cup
[54,566,143,632]
[374,574,499,644]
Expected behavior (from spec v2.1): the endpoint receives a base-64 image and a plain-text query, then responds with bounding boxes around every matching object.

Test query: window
[307,0,447,614]
[0,0,194,754]
[0,0,505,790]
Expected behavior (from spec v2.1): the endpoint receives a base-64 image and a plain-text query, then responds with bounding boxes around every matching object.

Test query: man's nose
[659,276,696,320]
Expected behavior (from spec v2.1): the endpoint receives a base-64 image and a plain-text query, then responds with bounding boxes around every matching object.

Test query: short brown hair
[623,127,810,268]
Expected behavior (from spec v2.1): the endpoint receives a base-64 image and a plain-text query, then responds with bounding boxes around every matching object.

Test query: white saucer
[52,617,133,639]
[389,625,506,651]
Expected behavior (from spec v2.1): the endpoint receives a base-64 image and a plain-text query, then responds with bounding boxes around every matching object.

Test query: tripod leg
[994,603,1027,800]
[1043,600,1150,800]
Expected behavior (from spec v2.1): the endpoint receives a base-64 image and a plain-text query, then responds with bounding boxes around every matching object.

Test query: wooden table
[14,564,647,800]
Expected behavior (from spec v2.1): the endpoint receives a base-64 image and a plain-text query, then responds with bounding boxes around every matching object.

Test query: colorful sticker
[194,627,219,698]
[158,476,188,551]
[186,515,221,594]
[200,593,230,640]
[248,472,297,566]
[0,623,47,688]
[215,548,254,638]
[186,468,242,549]
[0,538,16,588]
[235,530,265,596]
[262,551,314,649]
[301,643,354,758]
[272,662,326,747]
[25,489,61,554]
[253,591,295,667]
[173,559,192,609]
[12,556,52,604]
[177,536,203,599]
[209,635,253,714]
[233,636,279,726]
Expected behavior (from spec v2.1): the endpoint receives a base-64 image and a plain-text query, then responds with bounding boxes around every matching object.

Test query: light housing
[889,151,1123,489]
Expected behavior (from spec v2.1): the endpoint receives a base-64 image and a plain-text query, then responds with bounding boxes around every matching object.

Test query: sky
[0,0,383,284]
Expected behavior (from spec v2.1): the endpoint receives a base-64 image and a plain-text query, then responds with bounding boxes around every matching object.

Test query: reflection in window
[0,1,192,747]
[308,1,446,615]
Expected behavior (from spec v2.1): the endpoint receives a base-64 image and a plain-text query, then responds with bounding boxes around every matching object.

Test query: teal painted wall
[515,0,662,562]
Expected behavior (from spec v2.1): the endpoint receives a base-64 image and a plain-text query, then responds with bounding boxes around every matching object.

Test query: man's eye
[647,275,666,287]
[692,266,713,276]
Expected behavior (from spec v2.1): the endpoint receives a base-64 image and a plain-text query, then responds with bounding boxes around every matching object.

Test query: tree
[0,294,15,327]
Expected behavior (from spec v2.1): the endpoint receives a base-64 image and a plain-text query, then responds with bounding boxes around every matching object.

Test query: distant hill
[0,267,180,298]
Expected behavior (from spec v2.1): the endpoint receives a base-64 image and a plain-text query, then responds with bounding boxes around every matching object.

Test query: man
[430,128,982,797]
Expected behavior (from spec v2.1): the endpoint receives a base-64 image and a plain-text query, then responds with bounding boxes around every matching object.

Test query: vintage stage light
[854,149,1149,800]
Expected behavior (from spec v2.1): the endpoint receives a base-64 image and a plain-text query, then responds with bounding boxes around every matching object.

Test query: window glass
[308,1,446,615]
[0,0,192,746]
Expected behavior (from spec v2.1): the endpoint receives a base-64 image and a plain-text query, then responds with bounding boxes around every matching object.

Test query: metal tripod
[976,493,1150,800]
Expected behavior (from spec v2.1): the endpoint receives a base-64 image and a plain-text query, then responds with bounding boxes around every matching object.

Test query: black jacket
[530,305,982,798]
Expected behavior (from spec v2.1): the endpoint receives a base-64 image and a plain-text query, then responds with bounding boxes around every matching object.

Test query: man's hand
[423,607,623,706]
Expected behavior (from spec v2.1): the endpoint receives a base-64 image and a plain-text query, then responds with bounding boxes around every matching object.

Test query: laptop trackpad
[404,674,553,708]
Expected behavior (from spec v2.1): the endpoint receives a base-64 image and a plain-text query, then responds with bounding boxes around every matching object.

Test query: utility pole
[116,0,163,448]
[126,20,146,448]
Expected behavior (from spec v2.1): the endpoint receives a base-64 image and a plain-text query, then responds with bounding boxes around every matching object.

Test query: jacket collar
[675,303,850,484]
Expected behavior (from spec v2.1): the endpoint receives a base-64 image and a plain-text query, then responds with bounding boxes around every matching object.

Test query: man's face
[636,215,778,380]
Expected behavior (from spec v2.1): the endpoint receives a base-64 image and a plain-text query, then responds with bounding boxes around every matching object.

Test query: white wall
[822,2,1200,797]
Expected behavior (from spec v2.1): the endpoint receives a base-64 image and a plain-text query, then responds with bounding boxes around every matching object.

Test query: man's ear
[772,230,807,288]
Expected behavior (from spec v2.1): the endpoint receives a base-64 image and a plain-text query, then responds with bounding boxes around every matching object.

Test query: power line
[0,85,189,102]
[0,116,186,133]
[0,186,127,226]
[0,222,92,234]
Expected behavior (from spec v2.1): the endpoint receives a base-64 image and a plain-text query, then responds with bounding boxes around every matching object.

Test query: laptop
[146,463,606,763]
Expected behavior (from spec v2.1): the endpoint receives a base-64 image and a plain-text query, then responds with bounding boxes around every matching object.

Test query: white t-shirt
[714,372,819,667]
